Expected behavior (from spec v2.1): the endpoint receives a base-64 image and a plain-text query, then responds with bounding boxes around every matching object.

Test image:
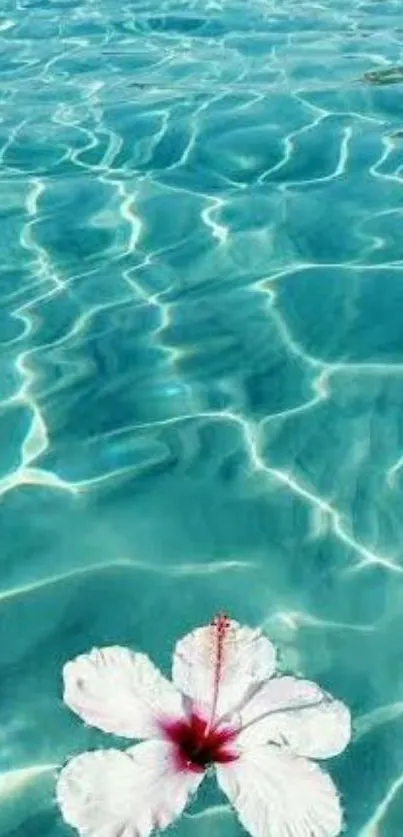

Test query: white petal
[216,745,343,837]
[172,619,276,723]
[57,741,203,837]
[237,676,351,758]
[63,646,185,739]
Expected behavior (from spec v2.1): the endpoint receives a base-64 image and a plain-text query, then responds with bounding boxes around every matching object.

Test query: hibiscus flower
[57,616,351,837]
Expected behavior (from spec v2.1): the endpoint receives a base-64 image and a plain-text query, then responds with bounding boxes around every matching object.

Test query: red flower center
[162,713,239,773]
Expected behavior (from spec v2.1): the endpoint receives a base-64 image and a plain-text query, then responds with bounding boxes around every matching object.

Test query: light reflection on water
[2,0,403,835]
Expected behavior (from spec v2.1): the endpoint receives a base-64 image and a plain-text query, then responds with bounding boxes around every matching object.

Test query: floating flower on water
[57,616,351,837]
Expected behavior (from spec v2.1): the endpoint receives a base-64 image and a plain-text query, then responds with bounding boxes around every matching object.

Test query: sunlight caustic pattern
[2,0,403,836]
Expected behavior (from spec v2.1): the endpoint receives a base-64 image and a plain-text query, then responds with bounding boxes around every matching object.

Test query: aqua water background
[2,0,403,834]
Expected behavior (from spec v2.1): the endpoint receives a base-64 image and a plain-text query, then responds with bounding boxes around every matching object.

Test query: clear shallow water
[2,0,403,834]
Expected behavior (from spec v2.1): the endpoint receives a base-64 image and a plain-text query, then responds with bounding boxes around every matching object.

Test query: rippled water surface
[2,0,403,834]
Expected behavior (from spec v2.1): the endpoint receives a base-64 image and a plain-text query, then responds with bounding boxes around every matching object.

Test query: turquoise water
[2,0,403,834]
